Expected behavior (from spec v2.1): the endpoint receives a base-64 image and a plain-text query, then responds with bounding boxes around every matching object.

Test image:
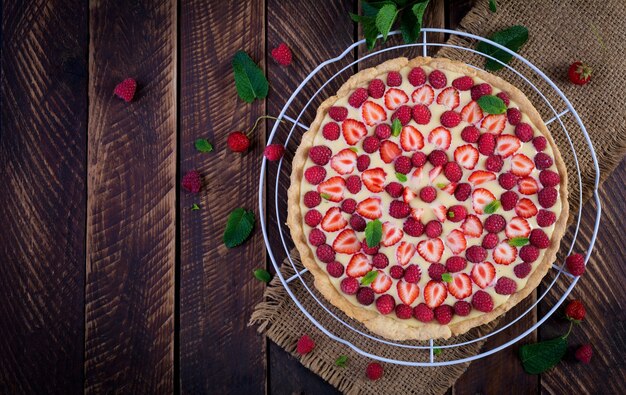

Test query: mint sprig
[477,95,507,114]
[335,355,348,367]
[476,25,529,71]
[190,203,200,211]
[484,200,501,214]
[194,138,213,153]
[395,172,407,182]
[508,237,530,247]
[489,0,497,12]
[232,51,269,103]
[392,118,402,137]
[361,270,379,285]
[441,273,453,283]
[223,207,255,248]
[365,219,383,248]
[253,269,271,283]
[519,336,567,374]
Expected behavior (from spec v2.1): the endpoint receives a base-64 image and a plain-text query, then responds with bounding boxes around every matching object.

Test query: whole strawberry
[114,78,137,102]
[296,334,315,355]
[564,299,585,322]
[264,144,285,161]
[575,344,593,364]
[227,132,250,152]
[271,43,292,66]
[182,170,202,193]
[568,61,592,85]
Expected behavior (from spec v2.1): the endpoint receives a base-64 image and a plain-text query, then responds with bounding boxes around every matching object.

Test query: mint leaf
[395,172,407,182]
[477,95,507,114]
[190,203,200,211]
[508,237,530,247]
[476,26,529,71]
[349,147,359,152]
[223,207,255,248]
[433,347,442,356]
[335,355,348,367]
[320,193,331,200]
[194,138,213,153]
[361,270,379,285]
[436,182,446,189]
[375,4,398,41]
[365,219,383,248]
[392,118,402,137]
[352,13,380,50]
[441,273,453,283]
[232,51,269,103]
[400,2,429,44]
[253,268,271,283]
[519,336,567,374]
[489,0,497,12]
[484,200,501,214]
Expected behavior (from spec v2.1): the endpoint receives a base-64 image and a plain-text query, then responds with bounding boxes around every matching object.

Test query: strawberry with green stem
[568,61,592,85]
[227,115,285,155]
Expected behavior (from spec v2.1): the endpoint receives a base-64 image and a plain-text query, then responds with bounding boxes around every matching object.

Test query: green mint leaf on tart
[365,219,383,247]
[361,270,379,286]
[433,347,442,356]
[190,203,201,211]
[232,50,269,103]
[320,193,332,200]
[349,147,359,152]
[484,200,501,214]
[519,336,567,374]
[477,95,507,114]
[441,273,453,283]
[253,269,271,283]
[476,25,529,71]
[335,355,348,367]
[508,237,530,247]
[489,0,497,12]
[392,118,402,137]
[194,138,213,153]
[436,182,447,189]
[375,4,399,41]
[223,207,255,248]
[395,172,408,182]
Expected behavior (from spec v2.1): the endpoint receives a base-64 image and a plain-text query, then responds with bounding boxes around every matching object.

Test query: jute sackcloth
[250,1,626,393]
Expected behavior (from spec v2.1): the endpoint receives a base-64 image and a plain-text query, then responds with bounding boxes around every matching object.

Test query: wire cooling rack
[258,28,601,366]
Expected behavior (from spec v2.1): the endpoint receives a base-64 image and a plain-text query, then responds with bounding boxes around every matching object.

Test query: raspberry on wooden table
[271,43,292,66]
[575,344,593,364]
[566,253,586,276]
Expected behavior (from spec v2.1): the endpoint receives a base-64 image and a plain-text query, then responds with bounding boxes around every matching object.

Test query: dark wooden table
[1,1,624,394]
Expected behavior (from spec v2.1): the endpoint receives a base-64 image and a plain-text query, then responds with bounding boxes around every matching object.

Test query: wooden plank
[84,0,176,393]
[178,1,266,394]
[0,1,88,393]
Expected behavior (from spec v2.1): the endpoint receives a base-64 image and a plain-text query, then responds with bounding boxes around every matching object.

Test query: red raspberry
[316,243,335,263]
[428,149,448,166]
[356,287,375,305]
[404,264,421,283]
[435,305,454,324]
[114,78,137,102]
[414,303,434,322]
[340,277,359,294]
[498,172,517,190]
[227,132,251,152]
[308,228,326,246]
[514,262,532,278]
[362,136,381,153]
[575,344,593,364]
[182,170,202,193]
[395,304,413,319]
[392,105,412,125]
[444,162,463,182]
[534,152,554,169]
[420,186,437,203]
[477,133,496,155]
[372,253,389,269]
[538,187,558,208]
[482,233,499,249]
[411,151,427,167]
[375,123,392,139]
[387,71,402,86]
[484,214,506,233]
[565,299,586,321]
[566,253,585,276]
[305,210,322,227]
[271,43,292,66]
[348,88,368,108]
[452,76,474,91]
[495,277,517,295]
[326,261,344,277]
[507,108,522,125]
[500,190,518,211]
[519,245,540,263]
[389,200,411,218]
[328,106,348,122]
[296,335,315,354]
[454,183,471,201]
[533,136,547,151]
[446,256,467,272]
[529,229,550,249]
[408,67,426,86]
[341,198,357,214]
[304,166,326,184]
[361,240,379,255]
[461,126,480,143]
[403,217,424,237]
[309,145,332,165]
[428,263,447,281]
[447,205,467,222]
[394,156,412,174]
[428,70,447,89]
[496,91,510,106]
[454,301,471,316]
[357,155,370,172]
[536,209,556,227]
[539,170,560,187]
[472,290,494,312]
[304,191,322,208]
[350,215,366,232]
[466,245,487,263]
[346,175,362,194]
[389,265,404,279]
[385,182,404,198]
[471,83,492,100]
[376,294,396,315]
[322,122,340,140]
[366,362,384,381]
[515,123,534,142]
[264,144,285,161]
[425,220,443,238]
[368,78,385,99]
[485,154,504,172]
[440,110,462,128]
[412,104,431,124]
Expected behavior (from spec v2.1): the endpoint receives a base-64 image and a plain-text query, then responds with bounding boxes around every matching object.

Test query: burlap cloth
[250,0,626,393]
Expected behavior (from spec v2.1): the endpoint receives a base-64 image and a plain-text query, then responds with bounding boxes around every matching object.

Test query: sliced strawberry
[330,148,357,175]
[493,242,517,265]
[510,153,535,177]
[384,88,409,110]
[518,176,539,195]
[481,114,506,135]
[432,205,447,223]
[436,87,460,109]
[424,280,447,308]
[371,271,392,294]
[321,207,347,232]
[333,229,361,254]
[410,207,424,221]
[317,176,346,202]
[382,221,403,247]
[428,166,443,186]
[403,187,417,203]
[445,229,467,254]
[397,281,420,305]
[495,134,521,158]
[418,238,444,263]
[441,182,457,195]
[396,241,416,266]
[460,100,484,124]
[361,168,386,193]
[468,170,496,186]
[411,166,424,185]
[428,127,452,150]
[342,119,367,145]
[448,273,472,299]
[515,198,538,218]
[379,140,401,163]
[361,101,387,126]
[470,261,496,288]
[505,216,531,238]
[400,125,424,151]
[461,214,483,237]
[411,85,435,105]
[356,197,382,219]
[472,188,496,214]
[346,253,372,277]
[454,144,479,170]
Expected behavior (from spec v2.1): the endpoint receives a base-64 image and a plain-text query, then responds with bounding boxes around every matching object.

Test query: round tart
[287,57,568,340]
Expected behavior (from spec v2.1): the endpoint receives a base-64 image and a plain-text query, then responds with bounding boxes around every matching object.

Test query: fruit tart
[287,57,568,340]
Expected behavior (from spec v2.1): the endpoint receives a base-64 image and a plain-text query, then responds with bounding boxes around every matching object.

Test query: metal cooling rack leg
[422,32,428,57]
[286,268,309,283]
[429,339,434,363]
[551,263,576,278]
[282,115,310,130]
[545,109,570,125]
